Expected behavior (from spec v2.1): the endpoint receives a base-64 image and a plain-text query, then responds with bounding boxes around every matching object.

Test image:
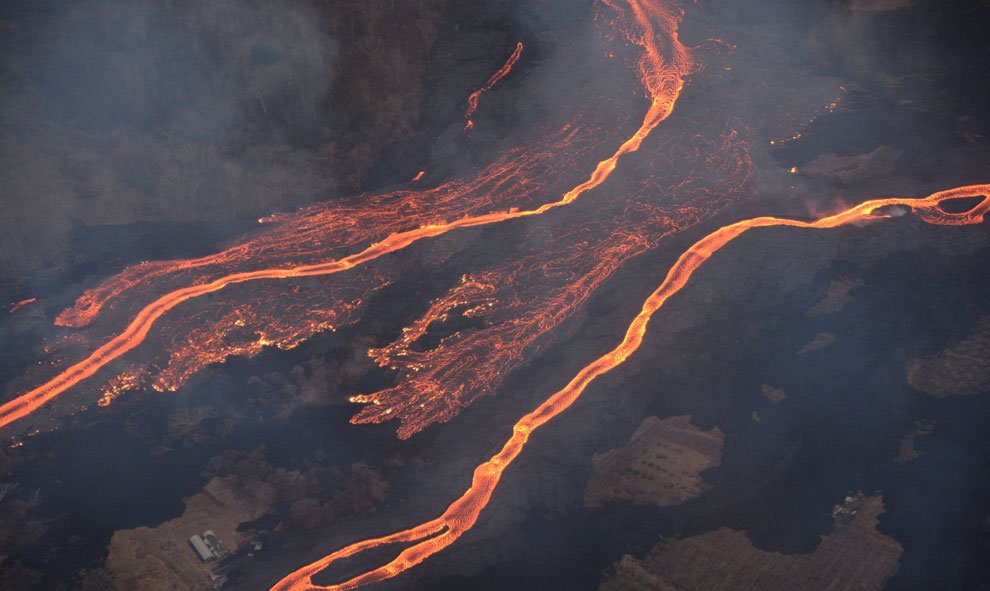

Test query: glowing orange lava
[351,126,750,437]
[0,0,697,432]
[0,0,984,587]
[9,298,36,314]
[270,185,989,591]
[463,42,524,134]
[52,131,595,331]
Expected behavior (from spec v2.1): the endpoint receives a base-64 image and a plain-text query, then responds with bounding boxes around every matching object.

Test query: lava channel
[270,185,989,591]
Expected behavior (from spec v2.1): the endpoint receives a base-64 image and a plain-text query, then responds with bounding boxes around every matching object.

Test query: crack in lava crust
[270,186,989,591]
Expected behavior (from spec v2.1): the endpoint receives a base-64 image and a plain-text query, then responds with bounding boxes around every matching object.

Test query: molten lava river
[1,0,987,589]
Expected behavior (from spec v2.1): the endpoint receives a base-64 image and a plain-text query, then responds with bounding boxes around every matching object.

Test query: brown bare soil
[894,420,935,464]
[105,476,275,591]
[760,384,787,404]
[798,331,836,354]
[602,494,902,591]
[585,416,724,508]
[907,315,990,397]
[806,277,863,317]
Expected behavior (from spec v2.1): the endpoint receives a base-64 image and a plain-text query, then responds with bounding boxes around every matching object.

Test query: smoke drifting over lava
[0,0,988,590]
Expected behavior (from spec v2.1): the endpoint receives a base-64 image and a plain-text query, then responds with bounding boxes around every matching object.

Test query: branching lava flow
[270,186,989,591]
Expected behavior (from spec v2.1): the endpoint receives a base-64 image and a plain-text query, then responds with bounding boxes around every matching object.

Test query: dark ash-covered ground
[0,0,988,590]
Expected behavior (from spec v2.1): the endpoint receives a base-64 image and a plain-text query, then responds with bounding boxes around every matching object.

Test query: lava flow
[8,298,36,314]
[271,185,989,591]
[463,41,524,134]
[352,126,751,437]
[0,0,696,432]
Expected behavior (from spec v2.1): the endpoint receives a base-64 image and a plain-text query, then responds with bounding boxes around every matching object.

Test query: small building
[202,530,228,559]
[189,530,228,562]
[189,534,214,562]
